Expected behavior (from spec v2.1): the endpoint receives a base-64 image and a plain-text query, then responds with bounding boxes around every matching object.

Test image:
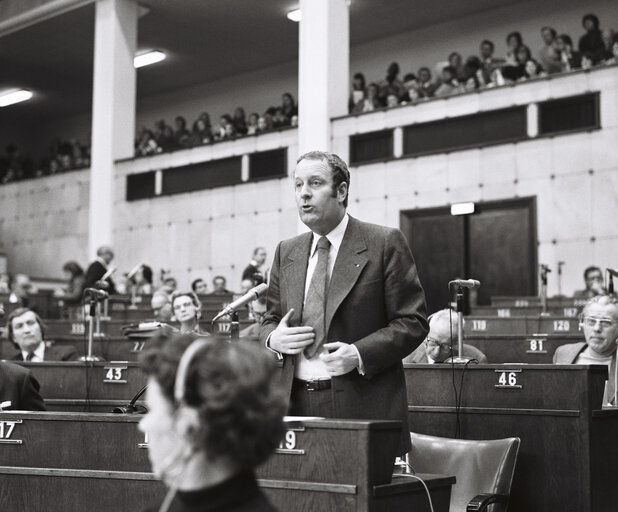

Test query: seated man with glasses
[403,309,488,364]
[553,295,618,405]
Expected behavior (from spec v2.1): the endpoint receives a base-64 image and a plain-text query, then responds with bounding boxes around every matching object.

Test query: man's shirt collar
[310,213,349,257]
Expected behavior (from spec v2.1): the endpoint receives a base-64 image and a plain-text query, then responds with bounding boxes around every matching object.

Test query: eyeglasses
[425,338,452,351]
[582,316,616,329]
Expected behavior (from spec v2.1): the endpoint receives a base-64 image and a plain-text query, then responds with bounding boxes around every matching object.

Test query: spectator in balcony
[281,93,298,124]
[462,56,483,91]
[59,261,86,309]
[174,116,191,148]
[272,107,288,129]
[539,26,562,74]
[349,72,367,112]
[386,93,400,107]
[257,115,268,132]
[191,278,208,296]
[605,34,618,65]
[578,14,606,64]
[136,127,160,156]
[505,31,523,66]
[379,62,406,105]
[581,52,595,70]
[402,73,421,102]
[189,115,213,147]
[555,34,582,71]
[224,122,237,139]
[601,29,616,60]
[233,107,248,136]
[503,44,542,81]
[353,82,382,113]
[448,52,466,82]
[215,114,233,140]
[247,112,259,135]
[155,120,175,152]
[434,66,462,97]
[417,67,436,98]
[479,39,505,86]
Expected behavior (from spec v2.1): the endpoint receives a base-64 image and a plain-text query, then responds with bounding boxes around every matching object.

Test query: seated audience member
[349,72,367,112]
[555,34,583,71]
[434,66,461,97]
[154,120,175,152]
[538,26,562,74]
[242,247,268,284]
[281,93,298,124]
[0,272,10,293]
[191,278,208,296]
[6,307,79,361]
[271,107,288,129]
[553,295,617,405]
[417,67,436,98]
[84,245,117,294]
[9,273,35,306]
[479,39,505,85]
[209,275,232,296]
[239,297,267,341]
[578,13,606,64]
[224,122,237,139]
[605,34,618,65]
[152,291,173,323]
[189,113,213,147]
[503,45,542,81]
[160,275,178,294]
[574,266,607,298]
[505,31,523,66]
[448,52,467,82]
[239,279,255,295]
[174,116,191,148]
[601,29,615,58]
[58,261,86,318]
[232,107,248,135]
[171,291,206,335]
[136,127,160,156]
[247,112,260,135]
[353,82,382,113]
[0,361,46,411]
[133,264,154,295]
[379,62,407,104]
[403,309,488,364]
[462,56,483,91]
[138,333,285,512]
[402,73,420,102]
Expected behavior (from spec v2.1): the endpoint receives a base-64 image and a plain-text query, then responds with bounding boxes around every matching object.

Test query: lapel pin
[354,263,360,267]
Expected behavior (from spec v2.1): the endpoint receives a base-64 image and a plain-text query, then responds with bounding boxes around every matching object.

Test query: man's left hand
[320,342,359,376]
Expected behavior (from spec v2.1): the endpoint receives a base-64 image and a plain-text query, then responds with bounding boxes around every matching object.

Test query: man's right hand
[269,308,315,354]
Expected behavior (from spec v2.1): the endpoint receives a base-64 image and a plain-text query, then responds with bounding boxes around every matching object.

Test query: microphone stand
[80,297,103,361]
[230,311,239,341]
[112,384,148,414]
[450,286,471,364]
[539,264,551,316]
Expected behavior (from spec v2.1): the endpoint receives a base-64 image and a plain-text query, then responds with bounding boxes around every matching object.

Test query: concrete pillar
[88,0,137,257]
[297,0,349,156]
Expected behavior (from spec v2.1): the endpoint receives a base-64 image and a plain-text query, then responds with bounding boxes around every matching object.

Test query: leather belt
[293,378,332,392]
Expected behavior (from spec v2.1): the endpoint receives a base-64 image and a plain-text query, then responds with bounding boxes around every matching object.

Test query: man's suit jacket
[260,216,428,455]
[242,263,260,282]
[553,342,616,405]
[404,343,488,364]
[0,361,46,411]
[6,343,80,362]
[84,260,117,295]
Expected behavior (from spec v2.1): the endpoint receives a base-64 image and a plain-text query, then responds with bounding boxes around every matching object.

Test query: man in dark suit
[83,245,117,294]
[553,295,617,405]
[0,361,46,411]
[6,307,79,361]
[241,247,268,284]
[260,151,428,455]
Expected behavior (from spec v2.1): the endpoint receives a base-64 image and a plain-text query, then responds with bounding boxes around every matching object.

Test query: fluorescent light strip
[134,50,166,69]
[287,9,302,22]
[0,89,33,107]
[450,202,475,216]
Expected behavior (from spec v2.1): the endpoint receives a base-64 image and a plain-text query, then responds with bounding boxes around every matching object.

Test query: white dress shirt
[22,341,45,362]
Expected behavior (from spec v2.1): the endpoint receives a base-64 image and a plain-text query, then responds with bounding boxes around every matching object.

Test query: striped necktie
[303,236,331,359]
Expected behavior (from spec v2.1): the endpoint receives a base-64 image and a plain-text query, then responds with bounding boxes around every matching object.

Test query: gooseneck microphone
[211,283,268,323]
[449,279,480,289]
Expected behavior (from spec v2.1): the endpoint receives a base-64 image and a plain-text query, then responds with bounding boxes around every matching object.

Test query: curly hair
[139,332,286,469]
[582,294,618,318]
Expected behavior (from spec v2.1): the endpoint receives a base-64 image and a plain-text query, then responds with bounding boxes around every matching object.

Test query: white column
[297,0,349,155]
[88,0,137,257]
[527,103,539,138]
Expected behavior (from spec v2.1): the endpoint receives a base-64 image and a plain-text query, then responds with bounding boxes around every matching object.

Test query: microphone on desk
[84,288,109,300]
[112,384,148,414]
[211,283,268,323]
[449,279,480,289]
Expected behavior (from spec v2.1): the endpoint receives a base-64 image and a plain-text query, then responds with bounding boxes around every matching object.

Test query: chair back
[408,432,520,512]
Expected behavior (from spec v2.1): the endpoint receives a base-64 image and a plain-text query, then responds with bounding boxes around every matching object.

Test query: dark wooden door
[400,197,537,313]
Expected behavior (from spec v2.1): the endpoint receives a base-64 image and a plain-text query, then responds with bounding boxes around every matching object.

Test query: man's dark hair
[213,275,226,285]
[296,151,351,208]
[558,34,573,47]
[62,261,84,277]
[191,278,205,293]
[506,31,523,46]
[7,307,46,346]
[480,39,495,51]
[139,332,286,469]
[582,14,599,30]
[541,26,557,38]
[141,265,153,284]
[584,266,602,280]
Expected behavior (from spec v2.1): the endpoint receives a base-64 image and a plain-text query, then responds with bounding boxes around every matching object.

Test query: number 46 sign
[495,369,523,389]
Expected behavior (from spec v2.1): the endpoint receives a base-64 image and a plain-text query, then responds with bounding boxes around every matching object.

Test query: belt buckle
[306,379,319,391]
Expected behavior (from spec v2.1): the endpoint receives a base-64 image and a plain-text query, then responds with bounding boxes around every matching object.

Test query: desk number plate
[0,419,23,444]
[495,369,523,389]
[104,365,128,384]
[525,338,547,354]
[275,427,305,455]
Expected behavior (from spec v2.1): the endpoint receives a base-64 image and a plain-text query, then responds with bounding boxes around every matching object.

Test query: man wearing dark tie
[260,151,428,455]
[6,308,79,361]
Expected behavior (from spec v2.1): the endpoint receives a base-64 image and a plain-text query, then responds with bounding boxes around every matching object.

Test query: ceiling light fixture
[450,202,475,216]
[134,50,166,69]
[0,89,33,107]
[287,9,302,22]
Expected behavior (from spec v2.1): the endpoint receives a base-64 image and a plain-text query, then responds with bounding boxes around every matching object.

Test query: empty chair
[407,432,520,512]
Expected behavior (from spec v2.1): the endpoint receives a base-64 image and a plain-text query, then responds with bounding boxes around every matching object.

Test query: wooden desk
[465,315,581,335]
[0,415,453,511]
[404,364,618,511]
[464,333,584,363]
[471,305,582,317]
[490,296,589,308]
